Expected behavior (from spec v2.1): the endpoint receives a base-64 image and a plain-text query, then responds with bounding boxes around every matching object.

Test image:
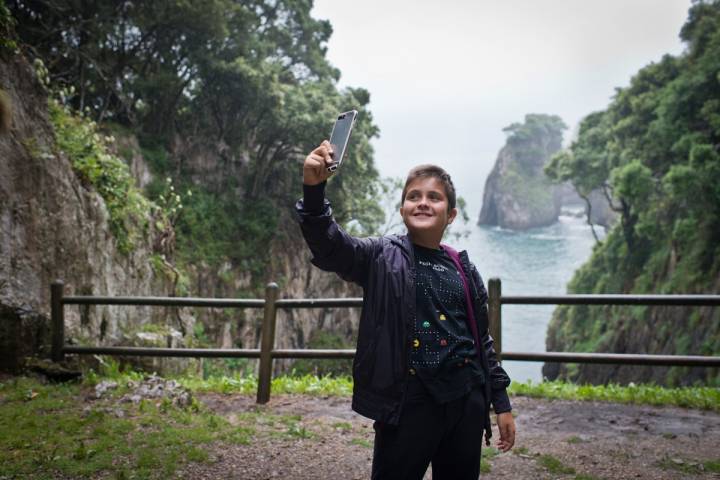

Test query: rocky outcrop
[0,51,183,372]
[0,49,361,376]
[478,114,566,230]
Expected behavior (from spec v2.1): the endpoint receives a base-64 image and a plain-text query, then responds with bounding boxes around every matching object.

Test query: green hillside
[544,0,720,386]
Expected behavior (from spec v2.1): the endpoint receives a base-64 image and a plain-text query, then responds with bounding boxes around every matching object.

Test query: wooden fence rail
[50,279,720,403]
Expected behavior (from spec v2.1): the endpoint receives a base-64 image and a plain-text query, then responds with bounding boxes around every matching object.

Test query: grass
[509,379,720,411]
[0,377,236,479]
[658,456,720,474]
[0,376,324,479]
[333,421,353,432]
[350,438,373,448]
[179,374,720,412]
[87,351,720,411]
[510,446,601,479]
[539,453,576,474]
[4,366,719,479]
[279,415,314,439]
[177,373,353,396]
[513,446,530,455]
[480,446,499,473]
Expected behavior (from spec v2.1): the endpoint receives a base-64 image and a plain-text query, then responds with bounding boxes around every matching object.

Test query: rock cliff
[478,114,566,230]
[0,50,360,375]
[0,52,190,372]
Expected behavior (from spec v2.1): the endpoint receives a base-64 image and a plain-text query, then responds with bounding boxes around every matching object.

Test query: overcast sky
[311,0,692,216]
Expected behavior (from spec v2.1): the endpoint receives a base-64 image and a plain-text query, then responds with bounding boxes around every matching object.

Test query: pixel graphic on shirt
[411,248,476,370]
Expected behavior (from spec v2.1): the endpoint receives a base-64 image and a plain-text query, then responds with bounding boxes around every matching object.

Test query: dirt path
[177,394,720,479]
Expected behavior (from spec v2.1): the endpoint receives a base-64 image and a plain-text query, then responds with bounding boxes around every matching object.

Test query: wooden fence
[50,279,720,403]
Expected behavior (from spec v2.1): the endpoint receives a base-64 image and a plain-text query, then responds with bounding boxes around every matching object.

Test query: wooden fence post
[488,278,502,361]
[257,282,279,404]
[51,280,65,362]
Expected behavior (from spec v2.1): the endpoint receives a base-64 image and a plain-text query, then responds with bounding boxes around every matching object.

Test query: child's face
[400,176,457,241]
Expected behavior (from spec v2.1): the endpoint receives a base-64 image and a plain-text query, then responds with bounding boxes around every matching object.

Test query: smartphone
[327,110,358,172]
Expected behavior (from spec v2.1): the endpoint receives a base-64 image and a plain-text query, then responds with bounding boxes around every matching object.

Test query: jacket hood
[389,234,412,253]
[390,234,469,259]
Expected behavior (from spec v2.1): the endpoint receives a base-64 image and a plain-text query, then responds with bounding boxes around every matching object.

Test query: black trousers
[371,376,486,480]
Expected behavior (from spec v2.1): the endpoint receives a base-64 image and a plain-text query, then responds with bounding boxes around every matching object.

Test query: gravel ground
[176,394,720,479]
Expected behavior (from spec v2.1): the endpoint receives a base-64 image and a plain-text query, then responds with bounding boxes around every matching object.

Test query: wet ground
[179,393,720,479]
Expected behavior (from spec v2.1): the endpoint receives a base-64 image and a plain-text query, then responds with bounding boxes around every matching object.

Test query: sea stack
[478,114,566,230]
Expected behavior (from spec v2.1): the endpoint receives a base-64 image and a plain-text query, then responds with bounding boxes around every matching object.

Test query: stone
[94,380,118,398]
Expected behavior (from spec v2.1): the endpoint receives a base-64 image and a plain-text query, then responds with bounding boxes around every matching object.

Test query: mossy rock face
[23,357,82,382]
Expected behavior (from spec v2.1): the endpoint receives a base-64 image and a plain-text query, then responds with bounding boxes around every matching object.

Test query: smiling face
[400,176,458,248]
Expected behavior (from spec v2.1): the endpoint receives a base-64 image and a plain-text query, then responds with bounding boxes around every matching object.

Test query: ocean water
[454,209,602,383]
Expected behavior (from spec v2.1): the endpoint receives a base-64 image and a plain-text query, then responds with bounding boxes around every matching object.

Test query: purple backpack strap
[441,244,481,361]
[443,243,494,446]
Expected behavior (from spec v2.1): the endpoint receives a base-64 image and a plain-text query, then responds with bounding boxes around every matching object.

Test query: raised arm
[295,141,377,287]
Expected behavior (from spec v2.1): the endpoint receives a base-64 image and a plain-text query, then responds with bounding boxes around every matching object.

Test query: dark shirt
[410,244,484,403]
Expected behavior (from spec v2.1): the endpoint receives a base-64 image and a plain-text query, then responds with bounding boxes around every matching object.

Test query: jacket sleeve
[471,265,512,414]
[295,182,377,288]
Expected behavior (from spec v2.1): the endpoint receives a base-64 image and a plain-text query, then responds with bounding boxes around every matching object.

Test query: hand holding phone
[327,110,358,173]
[303,140,335,186]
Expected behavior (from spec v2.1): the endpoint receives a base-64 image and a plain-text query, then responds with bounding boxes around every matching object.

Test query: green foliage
[479,446,500,473]
[50,99,152,254]
[545,1,720,385]
[509,379,720,410]
[350,437,372,448]
[538,454,576,474]
[291,331,354,377]
[11,0,384,275]
[0,3,18,53]
[503,113,567,170]
[609,160,654,210]
[149,253,173,281]
[200,358,254,380]
[705,459,720,473]
[140,144,171,175]
[171,183,279,273]
[503,113,567,148]
[545,111,612,196]
[85,364,720,409]
[332,421,352,432]
[178,373,354,397]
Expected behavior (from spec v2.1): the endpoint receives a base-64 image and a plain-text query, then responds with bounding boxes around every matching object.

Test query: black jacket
[295,188,511,438]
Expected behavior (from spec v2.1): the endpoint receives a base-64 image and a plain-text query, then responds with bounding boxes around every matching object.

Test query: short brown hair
[401,164,456,211]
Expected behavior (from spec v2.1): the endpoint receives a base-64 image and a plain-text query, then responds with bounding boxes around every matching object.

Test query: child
[296,140,516,479]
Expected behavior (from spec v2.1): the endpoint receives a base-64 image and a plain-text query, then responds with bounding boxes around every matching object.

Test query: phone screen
[328,110,358,172]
